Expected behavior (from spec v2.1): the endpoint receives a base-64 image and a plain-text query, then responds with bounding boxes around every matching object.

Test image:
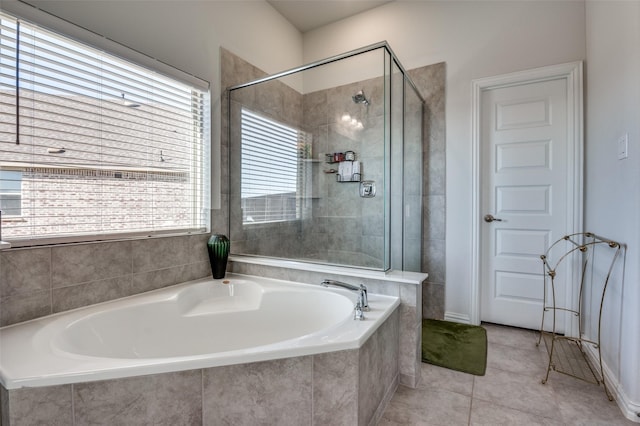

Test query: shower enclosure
[227,42,423,271]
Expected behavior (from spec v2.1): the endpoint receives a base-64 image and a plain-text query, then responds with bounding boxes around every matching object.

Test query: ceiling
[266,0,394,33]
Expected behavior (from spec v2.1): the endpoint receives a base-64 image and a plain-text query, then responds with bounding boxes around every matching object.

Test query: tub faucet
[321,279,369,320]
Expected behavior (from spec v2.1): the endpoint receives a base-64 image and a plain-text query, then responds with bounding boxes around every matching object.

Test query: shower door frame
[226,41,425,272]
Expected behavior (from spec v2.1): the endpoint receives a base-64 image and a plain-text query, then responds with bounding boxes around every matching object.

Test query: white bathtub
[0,273,399,389]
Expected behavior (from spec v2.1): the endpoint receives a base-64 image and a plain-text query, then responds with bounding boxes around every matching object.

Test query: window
[0,170,21,216]
[0,12,210,244]
[240,108,309,224]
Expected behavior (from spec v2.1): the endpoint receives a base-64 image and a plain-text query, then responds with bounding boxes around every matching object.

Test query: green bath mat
[422,319,487,376]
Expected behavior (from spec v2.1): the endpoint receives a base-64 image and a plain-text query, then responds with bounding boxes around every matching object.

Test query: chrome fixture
[352,90,369,106]
[321,279,369,320]
[484,214,503,223]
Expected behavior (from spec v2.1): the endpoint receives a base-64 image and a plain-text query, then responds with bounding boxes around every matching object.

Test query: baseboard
[582,342,640,423]
[444,311,472,324]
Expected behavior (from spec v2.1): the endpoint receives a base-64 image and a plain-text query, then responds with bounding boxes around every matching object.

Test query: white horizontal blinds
[0,16,17,145]
[241,108,300,224]
[0,12,208,241]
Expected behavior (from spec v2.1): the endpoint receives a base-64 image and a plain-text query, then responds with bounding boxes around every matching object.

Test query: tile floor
[380,323,637,425]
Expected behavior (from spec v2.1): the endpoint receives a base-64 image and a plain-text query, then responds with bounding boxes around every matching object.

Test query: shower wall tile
[361,235,384,259]
[423,281,445,320]
[131,236,191,273]
[312,349,359,425]
[409,62,446,319]
[359,308,399,426]
[302,90,328,128]
[403,238,423,272]
[425,194,446,241]
[203,357,313,425]
[255,80,285,122]
[73,370,202,425]
[131,266,184,294]
[425,147,446,196]
[2,384,73,425]
[204,52,448,321]
[211,194,229,235]
[51,240,132,288]
[0,247,50,297]
[181,261,212,282]
[399,305,421,387]
[0,234,211,326]
[423,239,445,284]
[52,276,132,313]
[0,386,7,426]
[228,260,423,390]
[362,209,384,237]
[0,289,51,327]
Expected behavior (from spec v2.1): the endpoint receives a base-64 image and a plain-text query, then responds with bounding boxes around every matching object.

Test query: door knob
[484,214,503,223]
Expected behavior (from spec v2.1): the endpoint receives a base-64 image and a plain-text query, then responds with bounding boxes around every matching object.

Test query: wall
[0,235,210,326]
[229,259,424,388]
[0,0,303,322]
[2,0,304,210]
[302,0,586,331]
[584,0,640,417]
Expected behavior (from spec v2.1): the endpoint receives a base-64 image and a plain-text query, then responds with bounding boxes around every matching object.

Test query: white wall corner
[583,343,640,423]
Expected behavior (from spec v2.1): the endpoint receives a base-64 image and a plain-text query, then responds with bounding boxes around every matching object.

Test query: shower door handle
[484,214,503,223]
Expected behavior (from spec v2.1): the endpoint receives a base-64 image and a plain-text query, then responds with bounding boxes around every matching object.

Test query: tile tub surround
[0,308,399,426]
[229,255,426,389]
[0,234,211,327]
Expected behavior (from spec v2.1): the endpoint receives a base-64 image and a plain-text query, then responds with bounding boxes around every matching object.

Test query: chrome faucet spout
[321,279,359,292]
[321,279,369,317]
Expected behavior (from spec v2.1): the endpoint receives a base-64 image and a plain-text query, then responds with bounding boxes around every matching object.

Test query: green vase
[207,234,230,279]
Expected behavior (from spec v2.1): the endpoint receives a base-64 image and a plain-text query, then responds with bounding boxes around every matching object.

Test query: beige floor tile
[470,398,564,425]
[486,341,549,378]
[549,377,636,425]
[382,386,471,426]
[472,367,561,418]
[381,324,634,426]
[482,322,539,349]
[419,363,475,396]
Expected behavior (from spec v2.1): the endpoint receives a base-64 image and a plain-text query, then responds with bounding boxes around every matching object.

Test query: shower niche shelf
[324,151,361,182]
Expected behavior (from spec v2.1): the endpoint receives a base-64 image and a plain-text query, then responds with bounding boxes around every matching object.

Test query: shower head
[352,90,370,106]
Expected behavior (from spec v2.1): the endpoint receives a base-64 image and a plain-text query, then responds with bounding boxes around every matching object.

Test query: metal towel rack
[536,232,622,400]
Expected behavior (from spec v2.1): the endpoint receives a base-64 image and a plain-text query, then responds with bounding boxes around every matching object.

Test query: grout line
[468,376,475,425]
[70,383,75,426]
[48,246,53,316]
[200,369,204,426]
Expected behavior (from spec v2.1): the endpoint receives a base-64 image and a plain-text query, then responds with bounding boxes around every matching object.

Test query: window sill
[3,229,208,249]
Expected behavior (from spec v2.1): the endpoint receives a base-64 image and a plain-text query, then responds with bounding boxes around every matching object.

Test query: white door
[480,77,570,331]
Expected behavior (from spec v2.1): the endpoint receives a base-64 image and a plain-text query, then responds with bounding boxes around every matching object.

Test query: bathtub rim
[0,273,400,390]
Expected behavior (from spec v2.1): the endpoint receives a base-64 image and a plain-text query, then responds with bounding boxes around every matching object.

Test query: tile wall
[220,48,446,319]
[409,63,446,320]
[0,234,211,327]
[229,259,424,388]
[1,308,399,426]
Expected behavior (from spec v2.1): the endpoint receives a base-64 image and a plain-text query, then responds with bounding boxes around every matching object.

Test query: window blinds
[0,12,209,244]
[240,108,304,224]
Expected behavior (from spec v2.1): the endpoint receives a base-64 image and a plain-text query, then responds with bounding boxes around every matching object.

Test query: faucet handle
[359,285,369,311]
[354,302,366,321]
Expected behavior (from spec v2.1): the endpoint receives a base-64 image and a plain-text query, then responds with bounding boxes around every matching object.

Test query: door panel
[480,78,568,330]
